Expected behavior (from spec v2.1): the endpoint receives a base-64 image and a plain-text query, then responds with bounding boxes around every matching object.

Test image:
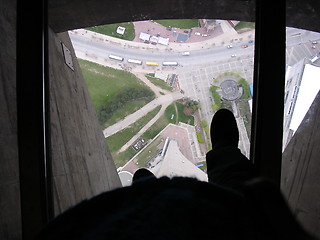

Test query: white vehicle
[227,45,233,49]
[231,54,236,58]
[127,59,142,65]
[108,55,124,61]
[202,34,208,37]
[311,55,319,63]
[182,51,190,56]
[195,32,201,36]
[162,61,178,66]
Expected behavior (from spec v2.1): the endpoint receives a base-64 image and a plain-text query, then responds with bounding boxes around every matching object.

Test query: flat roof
[139,32,150,41]
[152,140,207,182]
[290,64,320,132]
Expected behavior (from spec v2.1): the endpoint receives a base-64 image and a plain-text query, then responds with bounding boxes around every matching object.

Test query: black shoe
[210,109,239,148]
[132,168,156,183]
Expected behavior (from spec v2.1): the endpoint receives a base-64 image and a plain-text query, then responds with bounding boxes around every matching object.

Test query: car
[242,45,248,48]
[227,45,233,49]
[195,32,201,36]
[182,51,190,56]
[202,34,208,37]
[231,54,236,58]
[249,40,254,44]
[312,41,318,44]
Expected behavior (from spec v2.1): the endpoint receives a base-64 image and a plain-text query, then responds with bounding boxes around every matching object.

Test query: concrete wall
[0,0,22,239]
[49,30,121,215]
[282,91,320,239]
[0,3,121,238]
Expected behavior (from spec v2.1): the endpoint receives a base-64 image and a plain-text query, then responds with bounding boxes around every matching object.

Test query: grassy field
[108,106,161,168]
[86,22,135,41]
[79,59,154,127]
[107,101,195,168]
[107,106,161,153]
[142,102,194,141]
[210,85,222,111]
[154,19,199,29]
[134,136,163,167]
[234,22,255,31]
[145,73,172,91]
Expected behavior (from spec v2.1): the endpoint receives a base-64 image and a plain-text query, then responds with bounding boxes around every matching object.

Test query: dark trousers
[206,146,255,192]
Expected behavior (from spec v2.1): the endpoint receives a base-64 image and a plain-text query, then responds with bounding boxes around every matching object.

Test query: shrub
[238,78,251,99]
[98,88,154,124]
[209,85,222,111]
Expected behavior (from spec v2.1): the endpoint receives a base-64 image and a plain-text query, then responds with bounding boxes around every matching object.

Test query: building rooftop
[151,140,208,182]
[290,64,320,132]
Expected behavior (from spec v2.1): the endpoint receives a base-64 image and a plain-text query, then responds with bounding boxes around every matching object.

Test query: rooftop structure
[151,140,208,181]
[283,59,320,148]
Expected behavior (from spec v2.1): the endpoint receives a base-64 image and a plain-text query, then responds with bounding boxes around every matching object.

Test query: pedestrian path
[103,91,182,138]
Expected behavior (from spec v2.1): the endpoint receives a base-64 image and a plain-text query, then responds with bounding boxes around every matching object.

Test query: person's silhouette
[37,109,315,240]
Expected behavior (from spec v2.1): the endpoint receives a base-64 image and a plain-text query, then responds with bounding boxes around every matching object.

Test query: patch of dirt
[183,107,193,116]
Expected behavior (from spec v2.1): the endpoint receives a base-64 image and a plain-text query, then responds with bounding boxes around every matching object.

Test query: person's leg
[206,109,255,191]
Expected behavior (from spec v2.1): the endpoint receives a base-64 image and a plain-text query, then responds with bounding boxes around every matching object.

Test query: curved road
[69,32,255,67]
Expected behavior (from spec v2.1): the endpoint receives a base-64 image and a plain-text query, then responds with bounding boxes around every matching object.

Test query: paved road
[286,27,320,47]
[69,31,254,67]
[103,91,183,137]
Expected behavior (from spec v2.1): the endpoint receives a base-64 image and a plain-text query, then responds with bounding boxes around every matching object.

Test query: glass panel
[69,19,255,182]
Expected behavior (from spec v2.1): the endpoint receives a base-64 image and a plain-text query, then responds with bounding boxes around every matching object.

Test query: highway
[69,33,255,67]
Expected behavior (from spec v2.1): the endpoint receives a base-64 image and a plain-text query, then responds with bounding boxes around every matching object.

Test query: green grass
[141,114,169,140]
[145,74,172,91]
[210,85,222,111]
[106,106,161,153]
[112,148,137,169]
[135,137,163,167]
[197,161,207,172]
[154,19,199,29]
[196,132,204,143]
[110,101,195,167]
[234,22,255,31]
[142,102,194,140]
[175,102,194,125]
[238,78,251,99]
[201,120,210,138]
[237,100,252,138]
[79,59,154,126]
[86,22,135,41]
[105,100,150,127]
